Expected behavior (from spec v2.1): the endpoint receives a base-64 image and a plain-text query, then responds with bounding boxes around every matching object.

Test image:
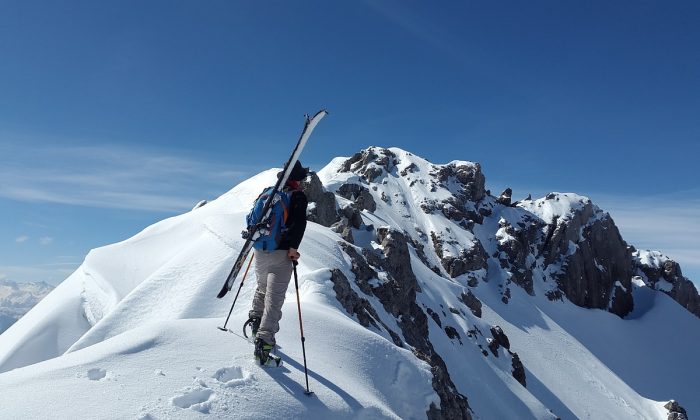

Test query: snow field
[0,310,436,419]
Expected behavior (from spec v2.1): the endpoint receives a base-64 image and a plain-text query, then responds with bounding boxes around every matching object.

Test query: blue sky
[1,1,698,285]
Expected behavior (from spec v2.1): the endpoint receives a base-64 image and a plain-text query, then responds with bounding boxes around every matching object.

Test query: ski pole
[218,253,255,332]
[292,261,313,396]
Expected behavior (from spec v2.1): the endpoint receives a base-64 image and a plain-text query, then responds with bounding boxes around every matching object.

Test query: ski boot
[254,337,277,366]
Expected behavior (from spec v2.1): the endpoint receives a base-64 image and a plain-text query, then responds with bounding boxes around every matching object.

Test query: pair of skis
[216,110,326,394]
[216,109,328,299]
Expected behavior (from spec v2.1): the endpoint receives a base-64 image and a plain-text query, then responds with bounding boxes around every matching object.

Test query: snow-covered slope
[0,147,697,419]
[0,168,437,419]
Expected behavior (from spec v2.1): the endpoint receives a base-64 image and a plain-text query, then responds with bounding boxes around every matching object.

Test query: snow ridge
[0,146,697,419]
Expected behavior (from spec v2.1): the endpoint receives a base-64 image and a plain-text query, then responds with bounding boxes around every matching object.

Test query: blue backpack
[246,187,291,251]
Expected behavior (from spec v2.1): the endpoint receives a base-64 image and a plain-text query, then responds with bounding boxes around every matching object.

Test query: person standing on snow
[246,161,309,364]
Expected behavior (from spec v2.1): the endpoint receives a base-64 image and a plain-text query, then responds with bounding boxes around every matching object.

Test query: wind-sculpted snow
[0,147,698,419]
[0,315,437,419]
[0,170,281,371]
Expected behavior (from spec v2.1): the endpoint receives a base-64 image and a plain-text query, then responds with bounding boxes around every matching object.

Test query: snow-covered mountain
[0,280,53,335]
[0,147,697,419]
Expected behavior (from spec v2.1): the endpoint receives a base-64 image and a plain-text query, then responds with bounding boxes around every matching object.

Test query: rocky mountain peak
[316,149,697,322]
[337,147,487,203]
[339,146,399,182]
[431,160,486,202]
[307,147,700,416]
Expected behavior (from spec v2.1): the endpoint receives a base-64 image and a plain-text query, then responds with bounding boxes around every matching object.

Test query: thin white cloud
[0,141,261,212]
[15,235,29,244]
[39,237,54,246]
[38,262,81,267]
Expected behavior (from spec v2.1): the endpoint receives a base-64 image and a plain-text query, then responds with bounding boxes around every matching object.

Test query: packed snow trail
[0,311,436,418]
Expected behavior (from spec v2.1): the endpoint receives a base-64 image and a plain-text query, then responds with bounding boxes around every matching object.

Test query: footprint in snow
[170,386,216,414]
[212,366,253,388]
[87,368,108,381]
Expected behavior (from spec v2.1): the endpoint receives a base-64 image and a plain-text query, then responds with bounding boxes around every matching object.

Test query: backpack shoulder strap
[280,190,290,224]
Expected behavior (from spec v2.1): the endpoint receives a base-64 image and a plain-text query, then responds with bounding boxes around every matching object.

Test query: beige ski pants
[249,249,293,345]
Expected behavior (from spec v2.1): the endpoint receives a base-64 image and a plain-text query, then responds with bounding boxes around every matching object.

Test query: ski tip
[216,288,228,299]
[312,109,328,119]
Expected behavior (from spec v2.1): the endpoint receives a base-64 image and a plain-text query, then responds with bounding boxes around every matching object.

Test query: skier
[247,160,309,364]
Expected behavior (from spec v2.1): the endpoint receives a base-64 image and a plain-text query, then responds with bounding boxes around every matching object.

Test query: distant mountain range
[0,280,53,335]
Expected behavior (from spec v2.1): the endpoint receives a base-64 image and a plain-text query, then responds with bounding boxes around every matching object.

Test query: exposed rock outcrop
[329,269,403,345]
[459,290,482,318]
[536,196,634,317]
[374,227,422,303]
[339,243,377,295]
[340,147,398,183]
[301,172,339,227]
[331,218,357,244]
[485,326,526,387]
[511,352,526,387]
[634,251,700,318]
[431,232,488,278]
[419,161,490,227]
[337,183,377,212]
[407,236,443,275]
[434,162,486,202]
[487,338,500,357]
[340,232,471,419]
[496,188,512,206]
[495,217,540,295]
[444,326,461,341]
[400,162,419,177]
[664,400,688,420]
[340,205,363,230]
[490,326,510,350]
[192,200,207,210]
